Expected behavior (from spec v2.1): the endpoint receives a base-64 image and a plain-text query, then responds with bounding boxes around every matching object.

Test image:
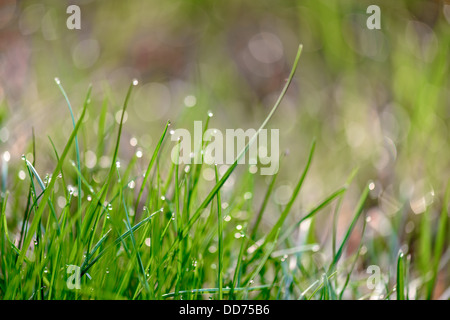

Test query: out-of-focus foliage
[0,0,449,299]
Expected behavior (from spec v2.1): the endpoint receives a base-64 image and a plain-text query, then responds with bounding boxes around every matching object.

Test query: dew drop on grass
[132,79,139,86]
[136,149,143,158]
[161,195,165,201]
[208,111,213,117]
[54,77,60,84]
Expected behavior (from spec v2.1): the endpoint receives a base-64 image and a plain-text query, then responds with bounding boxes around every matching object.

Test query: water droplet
[208,111,213,117]
[54,77,60,84]
[132,79,139,86]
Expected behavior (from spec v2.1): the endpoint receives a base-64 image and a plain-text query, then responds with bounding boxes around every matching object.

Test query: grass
[0,40,449,300]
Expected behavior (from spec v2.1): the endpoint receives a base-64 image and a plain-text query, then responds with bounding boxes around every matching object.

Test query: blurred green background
[0,0,449,297]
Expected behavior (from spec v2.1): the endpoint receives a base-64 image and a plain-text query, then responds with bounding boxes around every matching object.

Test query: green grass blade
[215,165,224,300]
[328,183,370,272]
[17,85,92,266]
[162,44,303,263]
[396,250,406,300]
[134,120,170,214]
[55,78,83,233]
[427,181,449,299]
